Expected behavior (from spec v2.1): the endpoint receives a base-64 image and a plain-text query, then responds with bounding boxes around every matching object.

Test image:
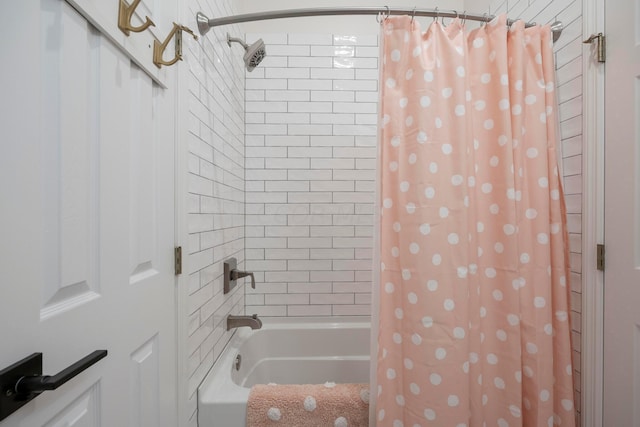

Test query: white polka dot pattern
[267,407,281,421]
[248,383,370,426]
[377,14,575,427]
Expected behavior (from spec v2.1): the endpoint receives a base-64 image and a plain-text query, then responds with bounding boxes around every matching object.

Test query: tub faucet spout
[227,314,262,331]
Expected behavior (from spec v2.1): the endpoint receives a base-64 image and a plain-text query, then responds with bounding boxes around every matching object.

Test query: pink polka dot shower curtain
[375,15,575,427]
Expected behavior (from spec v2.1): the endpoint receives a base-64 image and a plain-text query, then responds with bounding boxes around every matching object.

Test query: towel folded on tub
[246,382,370,427]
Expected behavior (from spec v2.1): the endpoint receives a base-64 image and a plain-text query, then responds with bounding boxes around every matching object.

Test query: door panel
[41,4,101,319]
[43,385,100,427]
[0,1,176,426]
[603,0,640,425]
[129,66,159,285]
[130,335,160,427]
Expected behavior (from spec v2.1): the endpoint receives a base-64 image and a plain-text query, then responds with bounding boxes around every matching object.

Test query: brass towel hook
[153,23,198,68]
[118,0,155,36]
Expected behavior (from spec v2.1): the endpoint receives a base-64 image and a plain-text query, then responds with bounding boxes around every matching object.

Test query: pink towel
[246,383,370,427]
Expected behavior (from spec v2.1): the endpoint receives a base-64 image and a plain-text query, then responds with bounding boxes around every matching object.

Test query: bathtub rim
[197,316,371,407]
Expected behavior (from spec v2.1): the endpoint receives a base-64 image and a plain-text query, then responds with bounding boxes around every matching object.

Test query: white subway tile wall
[488,0,583,424]
[183,1,581,423]
[185,1,245,425]
[244,32,379,318]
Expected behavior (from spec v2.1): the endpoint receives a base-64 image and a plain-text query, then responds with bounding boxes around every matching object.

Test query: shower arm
[227,35,249,50]
[196,7,563,42]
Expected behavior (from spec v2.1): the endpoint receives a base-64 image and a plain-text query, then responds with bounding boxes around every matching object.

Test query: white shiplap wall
[184,0,246,425]
[244,33,379,317]
[484,0,584,425]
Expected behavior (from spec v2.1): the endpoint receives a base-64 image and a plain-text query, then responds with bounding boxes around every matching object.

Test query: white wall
[470,0,584,425]
[465,0,492,15]
[244,32,379,317]
[182,0,583,423]
[237,0,464,34]
[184,0,246,425]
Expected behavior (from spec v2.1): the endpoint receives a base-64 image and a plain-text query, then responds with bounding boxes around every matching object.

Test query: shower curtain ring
[377,6,390,23]
[482,13,489,27]
[446,9,459,26]
[461,11,467,26]
[411,7,417,23]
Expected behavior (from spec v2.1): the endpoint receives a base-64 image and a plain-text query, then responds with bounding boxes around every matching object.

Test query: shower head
[227,33,266,72]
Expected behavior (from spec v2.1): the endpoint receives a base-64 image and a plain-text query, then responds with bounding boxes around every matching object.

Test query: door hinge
[596,244,605,271]
[583,33,606,63]
[174,246,182,275]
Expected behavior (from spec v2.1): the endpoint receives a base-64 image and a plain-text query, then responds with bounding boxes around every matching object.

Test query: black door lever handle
[14,350,107,394]
[0,350,108,421]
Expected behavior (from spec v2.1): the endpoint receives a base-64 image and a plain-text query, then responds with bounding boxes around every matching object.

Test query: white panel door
[0,2,177,426]
[603,0,640,425]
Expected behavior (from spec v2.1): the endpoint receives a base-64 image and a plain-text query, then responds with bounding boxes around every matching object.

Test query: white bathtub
[198,317,371,427]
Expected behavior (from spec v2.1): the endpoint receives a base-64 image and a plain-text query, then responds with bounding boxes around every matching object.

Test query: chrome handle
[223,258,257,294]
[232,270,255,289]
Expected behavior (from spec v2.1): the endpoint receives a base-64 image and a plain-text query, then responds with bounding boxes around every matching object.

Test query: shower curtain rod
[196,7,563,42]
